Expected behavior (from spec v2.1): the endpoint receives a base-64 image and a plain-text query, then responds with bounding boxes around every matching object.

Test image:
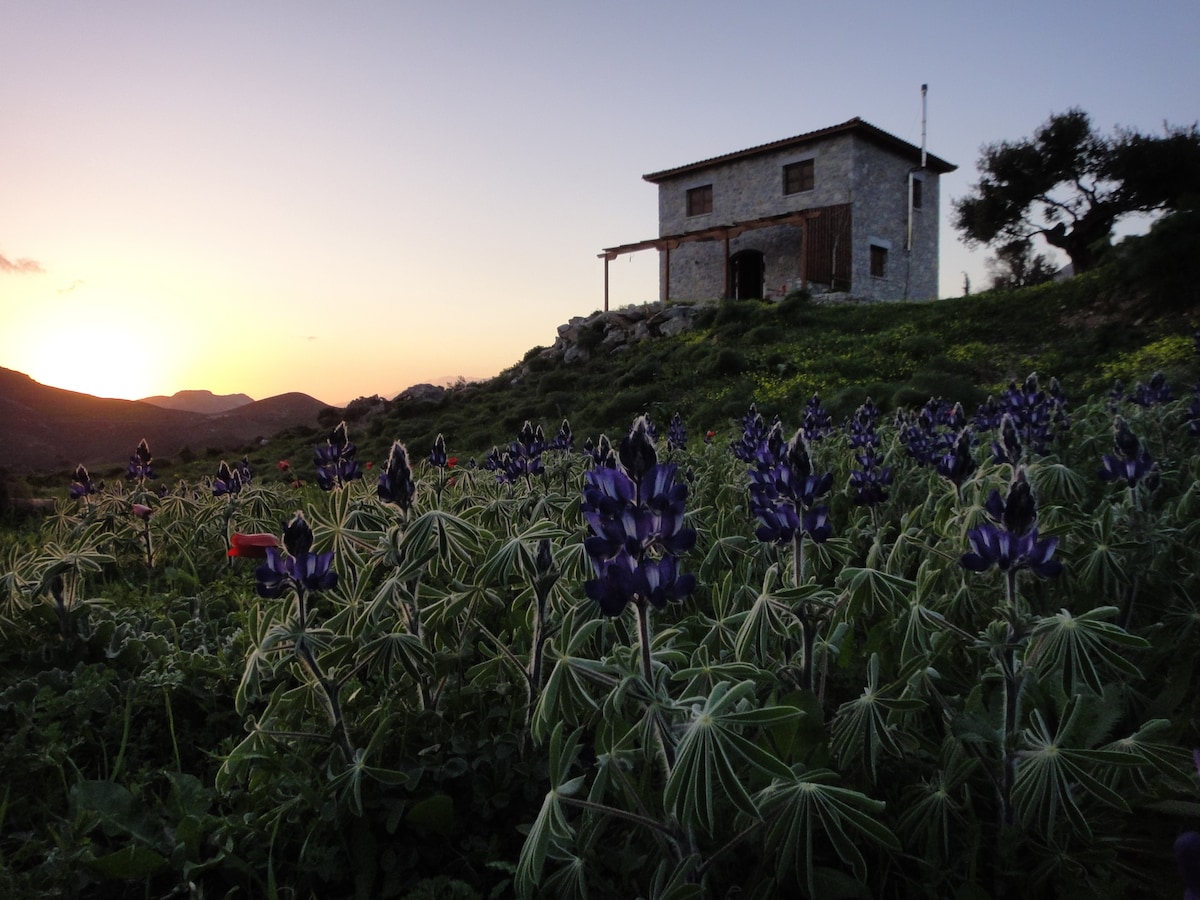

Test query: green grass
[13,266,1198,497]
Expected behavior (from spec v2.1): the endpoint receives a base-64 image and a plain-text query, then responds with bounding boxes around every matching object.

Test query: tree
[954,108,1200,274]
[986,239,1057,290]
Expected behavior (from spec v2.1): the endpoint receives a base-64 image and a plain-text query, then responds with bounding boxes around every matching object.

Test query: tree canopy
[954,108,1200,274]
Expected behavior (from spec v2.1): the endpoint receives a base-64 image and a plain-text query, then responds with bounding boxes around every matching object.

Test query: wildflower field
[3,356,1200,898]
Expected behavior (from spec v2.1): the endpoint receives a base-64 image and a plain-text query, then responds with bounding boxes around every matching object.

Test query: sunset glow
[2,2,1195,404]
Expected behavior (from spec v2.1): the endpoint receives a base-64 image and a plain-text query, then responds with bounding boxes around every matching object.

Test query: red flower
[365,461,374,469]
[277,460,291,471]
[131,503,153,520]
[227,532,280,558]
[447,456,459,469]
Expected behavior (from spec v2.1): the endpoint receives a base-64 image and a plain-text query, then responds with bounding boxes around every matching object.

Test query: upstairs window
[911,177,923,209]
[686,184,713,217]
[783,159,814,194]
[870,244,889,278]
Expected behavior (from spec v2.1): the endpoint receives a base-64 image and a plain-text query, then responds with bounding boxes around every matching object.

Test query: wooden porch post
[603,254,610,312]
[663,246,671,303]
[723,231,731,300]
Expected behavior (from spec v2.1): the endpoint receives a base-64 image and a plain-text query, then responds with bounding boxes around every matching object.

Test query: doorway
[730,250,764,300]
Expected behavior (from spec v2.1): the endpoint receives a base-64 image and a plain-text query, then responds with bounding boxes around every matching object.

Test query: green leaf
[757,769,898,895]
[1027,606,1148,696]
[664,681,798,833]
[85,845,168,880]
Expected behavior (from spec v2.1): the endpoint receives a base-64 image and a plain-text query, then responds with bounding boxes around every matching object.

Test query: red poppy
[277,460,291,471]
[447,456,459,469]
[131,503,153,520]
[227,532,280,558]
[365,461,373,469]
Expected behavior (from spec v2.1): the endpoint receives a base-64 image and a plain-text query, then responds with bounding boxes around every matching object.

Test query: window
[911,177,923,210]
[783,160,814,195]
[686,184,712,217]
[870,244,888,278]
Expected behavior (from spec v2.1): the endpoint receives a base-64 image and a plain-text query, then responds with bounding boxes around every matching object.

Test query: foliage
[2,344,1200,899]
[954,107,1200,273]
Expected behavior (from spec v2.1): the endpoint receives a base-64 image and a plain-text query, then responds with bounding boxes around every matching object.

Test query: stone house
[601,118,955,306]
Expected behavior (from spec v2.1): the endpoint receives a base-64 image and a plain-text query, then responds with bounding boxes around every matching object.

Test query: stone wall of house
[847,140,941,301]
[653,133,941,303]
[657,133,856,302]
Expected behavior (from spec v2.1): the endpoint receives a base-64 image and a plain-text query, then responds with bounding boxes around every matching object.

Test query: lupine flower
[961,469,1062,578]
[748,428,833,544]
[584,435,617,469]
[314,421,363,490]
[550,419,574,452]
[666,412,687,451]
[847,401,892,506]
[236,456,253,484]
[582,415,696,617]
[126,439,154,481]
[1128,372,1173,407]
[902,398,961,466]
[69,464,95,500]
[428,433,448,469]
[493,421,546,484]
[981,374,1067,458]
[227,532,279,558]
[255,512,337,599]
[378,441,416,511]
[802,394,833,442]
[1099,417,1159,489]
[991,413,1023,465]
[937,429,978,488]
[731,403,771,462]
[213,461,243,496]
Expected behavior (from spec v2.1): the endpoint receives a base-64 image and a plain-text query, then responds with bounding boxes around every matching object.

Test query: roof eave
[642,117,956,183]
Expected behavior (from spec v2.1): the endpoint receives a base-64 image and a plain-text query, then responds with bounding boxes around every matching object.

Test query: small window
[870,244,888,278]
[911,177,923,210]
[686,185,713,217]
[783,160,814,195]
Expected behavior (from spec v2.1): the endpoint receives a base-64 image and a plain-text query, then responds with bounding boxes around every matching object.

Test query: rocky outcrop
[395,383,446,403]
[544,302,703,366]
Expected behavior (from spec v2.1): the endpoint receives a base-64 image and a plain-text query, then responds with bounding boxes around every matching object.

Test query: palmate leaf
[355,628,432,687]
[663,680,800,834]
[756,767,899,896]
[1012,697,1146,839]
[829,654,924,784]
[515,723,586,900]
[399,509,486,577]
[1026,606,1148,696]
[532,618,618,742]
[475,519,567,588]
[733,565,804,665]
[836,566,915,620]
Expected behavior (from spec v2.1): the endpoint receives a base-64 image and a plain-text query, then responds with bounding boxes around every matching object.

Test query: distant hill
[0,367,331,474]
[139,389,254,414]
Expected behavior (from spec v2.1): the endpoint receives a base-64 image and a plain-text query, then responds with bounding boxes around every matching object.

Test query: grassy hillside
[16,266,1198,495]
[324,269,1197,470]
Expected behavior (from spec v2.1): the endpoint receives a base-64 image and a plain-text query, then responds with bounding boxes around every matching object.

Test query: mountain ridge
[139,389,255,414]
[0,367,331,474]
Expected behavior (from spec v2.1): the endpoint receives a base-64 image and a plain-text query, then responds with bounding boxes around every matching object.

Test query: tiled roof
[642,117,956,182]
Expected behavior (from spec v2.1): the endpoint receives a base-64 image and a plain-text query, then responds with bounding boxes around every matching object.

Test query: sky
[2,1,1197,406]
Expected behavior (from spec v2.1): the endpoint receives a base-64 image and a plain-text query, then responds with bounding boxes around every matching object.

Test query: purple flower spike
[960,469,1062,579]
[378,441,416,511]
[582,416,696,618]
[255,512,338,599]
